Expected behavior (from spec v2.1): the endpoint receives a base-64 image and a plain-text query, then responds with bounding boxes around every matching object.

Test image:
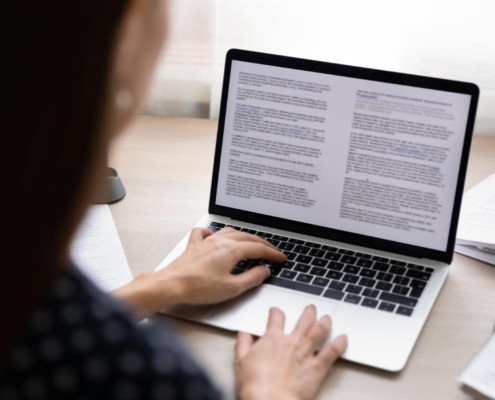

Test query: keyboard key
[313,277,329,287]
[392,285,410,296]
[289,238,305,245]
[273,235,289,241]
[277,261,295,269]
[311,258,328,268]
[280,270,297,280]
[293,245,310,255]
[342,274,359,284]
[363,289,379,298]
[308,249,326,258]
[390,266,406,275]
[396,306,414,316]
[409,280,427,298]
[361,298,379,308]
[341,256,357,265]
[359,269,377,278]
[296,273,313,284]
[231,268,244,275]
[294,264,311,273]
[267,239,280,247]
[321,245,338,252]
[305,242,321,249]
[286,252,297,261]
[268,266,281,276]
[407,263,425,271]
[358,278,376,288]
[376,282,393,292]
[356,259,373,268]
[278,242,295,251]
[327,262,344,271]
[323,289,345,300]
[345,285,362,294]
[309,267,326,277]
[242,228,257,235]
[405,269,431,281]
[236,260,252,270]
[209,222,225,228]
[373,262,389,272]
[329,281,346,291]
[393,276,410,286]
[326,271,343,280]
[424,267,434,273]
[379,292,418,307]
[208,227,221,233]
[226,225,241,230]
[390,260,406,267]
[257,232,272,238]
[324,252,342,261]
[343,265,360,275]
[338,249,355,255]
[355,252,372,260]
[378,302,395,312]
[376,272,393,282]
[295,255,312,264]
[265,277,324,296]
[372,256,389,263]
[344,294,361,304]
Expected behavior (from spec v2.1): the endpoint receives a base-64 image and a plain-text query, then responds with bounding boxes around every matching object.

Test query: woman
[0,0,348,399]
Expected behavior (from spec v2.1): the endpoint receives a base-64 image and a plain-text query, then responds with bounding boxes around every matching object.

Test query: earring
[115,90,133,110]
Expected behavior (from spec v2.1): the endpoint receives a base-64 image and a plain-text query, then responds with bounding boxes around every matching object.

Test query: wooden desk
[110,116,495,400]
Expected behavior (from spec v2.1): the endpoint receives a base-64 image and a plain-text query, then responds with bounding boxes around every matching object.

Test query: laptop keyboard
[208,222,433,317]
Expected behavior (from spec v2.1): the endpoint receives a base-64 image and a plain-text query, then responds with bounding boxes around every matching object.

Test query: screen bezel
[208,49,479,264]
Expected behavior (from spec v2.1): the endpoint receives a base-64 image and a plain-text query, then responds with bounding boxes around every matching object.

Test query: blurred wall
[147,0,495,135]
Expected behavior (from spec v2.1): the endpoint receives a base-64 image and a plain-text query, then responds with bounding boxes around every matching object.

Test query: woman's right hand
[235,305,348,400]
[113,227,286,318]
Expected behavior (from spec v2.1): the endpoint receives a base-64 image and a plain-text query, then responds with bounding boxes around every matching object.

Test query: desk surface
[110,116,495,400]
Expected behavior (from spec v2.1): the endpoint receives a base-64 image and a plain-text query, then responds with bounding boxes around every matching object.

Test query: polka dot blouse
[0,266,222,400]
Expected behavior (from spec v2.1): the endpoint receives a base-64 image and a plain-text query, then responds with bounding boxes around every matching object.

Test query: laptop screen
[214,59,473,252]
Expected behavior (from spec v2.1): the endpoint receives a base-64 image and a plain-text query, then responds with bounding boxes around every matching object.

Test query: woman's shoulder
[0,266,221,400]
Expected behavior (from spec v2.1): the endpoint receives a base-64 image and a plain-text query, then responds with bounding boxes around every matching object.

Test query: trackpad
[208,286,338,337]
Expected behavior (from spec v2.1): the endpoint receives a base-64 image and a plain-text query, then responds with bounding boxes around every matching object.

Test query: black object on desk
[93,167,126,204]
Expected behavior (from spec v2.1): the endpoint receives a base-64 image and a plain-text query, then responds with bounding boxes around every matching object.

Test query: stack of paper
[458,332,495,399]
[455,173,495,266]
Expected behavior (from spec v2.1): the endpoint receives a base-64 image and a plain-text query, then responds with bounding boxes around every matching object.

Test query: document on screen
[215,61,471,251]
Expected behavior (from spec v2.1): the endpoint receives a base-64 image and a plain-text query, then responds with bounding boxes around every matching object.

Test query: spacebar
[265,277,324,296]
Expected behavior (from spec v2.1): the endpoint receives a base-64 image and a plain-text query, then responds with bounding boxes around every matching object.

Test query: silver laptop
[156,49,479,371]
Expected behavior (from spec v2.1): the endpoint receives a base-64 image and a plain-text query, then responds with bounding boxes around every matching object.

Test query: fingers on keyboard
[210,223,430,317]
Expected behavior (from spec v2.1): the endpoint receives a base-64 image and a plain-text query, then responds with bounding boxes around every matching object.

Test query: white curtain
[146,0,216,118]
[147,0,495,135]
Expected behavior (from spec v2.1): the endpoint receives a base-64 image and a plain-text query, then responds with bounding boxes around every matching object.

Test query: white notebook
[458,333,495,399]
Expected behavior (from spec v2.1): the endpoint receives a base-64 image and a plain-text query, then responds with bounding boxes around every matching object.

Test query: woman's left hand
[113,227,286,318]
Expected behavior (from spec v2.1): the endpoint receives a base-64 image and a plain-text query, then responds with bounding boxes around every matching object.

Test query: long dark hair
[0,0,128,367]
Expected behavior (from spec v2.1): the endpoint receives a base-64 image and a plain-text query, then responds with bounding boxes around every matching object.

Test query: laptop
[156,49,479,371]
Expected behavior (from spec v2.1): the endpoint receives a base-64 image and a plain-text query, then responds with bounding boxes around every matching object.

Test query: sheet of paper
[458,333,495,399]
[455,244,495,266]
[457,173,495,248]
[70,205,133,292]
